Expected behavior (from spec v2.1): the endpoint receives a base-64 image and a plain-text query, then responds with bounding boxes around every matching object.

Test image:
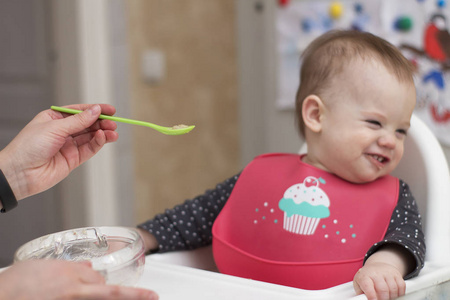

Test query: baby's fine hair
[295,30,415,136]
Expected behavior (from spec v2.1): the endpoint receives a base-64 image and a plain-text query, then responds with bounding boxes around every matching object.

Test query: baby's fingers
[372,276,391,300]
[391,276,406,298]
[353,280,363,295]
[353,275,377,300]
[372,275,405,300]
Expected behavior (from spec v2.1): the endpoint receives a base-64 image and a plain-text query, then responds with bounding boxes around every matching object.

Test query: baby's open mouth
[368,154,389,163]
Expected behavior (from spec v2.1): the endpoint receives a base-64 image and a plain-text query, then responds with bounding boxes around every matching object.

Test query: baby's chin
[334,170,387,184]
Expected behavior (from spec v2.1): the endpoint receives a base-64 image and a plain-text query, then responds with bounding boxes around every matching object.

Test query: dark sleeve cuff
[364,239,424,280]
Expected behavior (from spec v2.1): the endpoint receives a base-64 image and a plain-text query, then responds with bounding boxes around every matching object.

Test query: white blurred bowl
[14,226,145,286]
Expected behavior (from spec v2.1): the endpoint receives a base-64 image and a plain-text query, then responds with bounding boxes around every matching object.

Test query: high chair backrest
[299,114,450,263]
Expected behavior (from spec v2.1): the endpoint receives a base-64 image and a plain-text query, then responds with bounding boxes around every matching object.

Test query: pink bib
[212,153,399,289]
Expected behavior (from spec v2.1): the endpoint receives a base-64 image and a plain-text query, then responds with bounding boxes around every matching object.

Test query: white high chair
[143,114,450,299]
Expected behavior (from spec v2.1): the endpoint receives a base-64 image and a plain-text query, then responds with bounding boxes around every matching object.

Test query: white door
[0,0,62,266]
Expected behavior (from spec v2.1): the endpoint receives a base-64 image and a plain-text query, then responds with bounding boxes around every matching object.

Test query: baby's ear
[302,95,324,133]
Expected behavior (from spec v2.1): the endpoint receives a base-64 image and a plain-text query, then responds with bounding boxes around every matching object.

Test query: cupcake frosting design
[278,176,330,235]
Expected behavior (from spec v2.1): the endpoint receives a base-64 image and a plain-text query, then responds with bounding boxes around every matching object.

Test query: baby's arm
[353,244,414,300]
[353,181,425,300]
[137,228,159,253]
[137,174,239,253]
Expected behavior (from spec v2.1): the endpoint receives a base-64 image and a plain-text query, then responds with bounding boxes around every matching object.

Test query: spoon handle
[51,106,155,127]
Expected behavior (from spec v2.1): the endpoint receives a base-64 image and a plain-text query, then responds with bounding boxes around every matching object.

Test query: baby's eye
[366,120,381,127]
[396,129,408,137]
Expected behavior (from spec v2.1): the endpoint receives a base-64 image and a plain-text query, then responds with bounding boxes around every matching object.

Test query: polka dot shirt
[138,176,425,279]
[364,180,425,279]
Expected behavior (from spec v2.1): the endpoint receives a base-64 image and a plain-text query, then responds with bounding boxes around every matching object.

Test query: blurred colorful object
[394,16,414,32]
[279,0,290,7]
[437,0,446,8]
[329,1,344,19]
[424,14,450,62]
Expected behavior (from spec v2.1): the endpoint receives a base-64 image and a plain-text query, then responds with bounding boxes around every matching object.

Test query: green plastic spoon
[51,106,195,136]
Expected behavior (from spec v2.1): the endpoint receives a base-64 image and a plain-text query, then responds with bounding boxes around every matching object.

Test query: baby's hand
[353,262,406,300]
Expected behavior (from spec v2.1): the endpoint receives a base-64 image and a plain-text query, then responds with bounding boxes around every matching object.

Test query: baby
[138,30,425,300]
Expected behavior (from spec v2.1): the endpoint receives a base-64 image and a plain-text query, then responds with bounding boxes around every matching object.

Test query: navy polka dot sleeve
[138,175,239,252]
[364,180,426,279]
[138,176,425,279]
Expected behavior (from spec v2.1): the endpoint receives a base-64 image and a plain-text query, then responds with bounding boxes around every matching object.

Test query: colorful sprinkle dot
[352,234,356,238]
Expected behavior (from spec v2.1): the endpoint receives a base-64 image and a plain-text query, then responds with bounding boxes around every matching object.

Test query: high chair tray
[141,253,450,299]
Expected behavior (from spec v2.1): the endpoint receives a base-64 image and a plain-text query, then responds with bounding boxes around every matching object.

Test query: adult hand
[0,104,118,200]
[0,260,158,300]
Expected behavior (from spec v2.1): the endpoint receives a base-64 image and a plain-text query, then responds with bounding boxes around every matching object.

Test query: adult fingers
[72,128,118,146]
[65,104,116,117]
[68,115,117,140]
[103,130,119,143]
[75,130,107,165]
[89,119,118,132]
[52,105,117,140]
[76,129,117,164]
[77,284,158,300]
[72,261,106,285]
[56,105,103,136]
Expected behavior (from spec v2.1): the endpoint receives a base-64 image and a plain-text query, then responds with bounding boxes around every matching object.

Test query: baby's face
[305,58,416,183]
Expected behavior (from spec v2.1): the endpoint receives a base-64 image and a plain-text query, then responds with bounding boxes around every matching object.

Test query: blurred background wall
[126,1,241,222]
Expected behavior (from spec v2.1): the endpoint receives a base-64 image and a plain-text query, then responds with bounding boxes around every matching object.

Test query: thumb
[58,105,102,135]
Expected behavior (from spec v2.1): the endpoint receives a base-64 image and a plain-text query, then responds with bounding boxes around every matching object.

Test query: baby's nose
[378,132,396,149]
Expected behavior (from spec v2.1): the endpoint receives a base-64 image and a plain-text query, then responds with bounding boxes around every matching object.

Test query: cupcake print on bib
[278,176,330,235]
